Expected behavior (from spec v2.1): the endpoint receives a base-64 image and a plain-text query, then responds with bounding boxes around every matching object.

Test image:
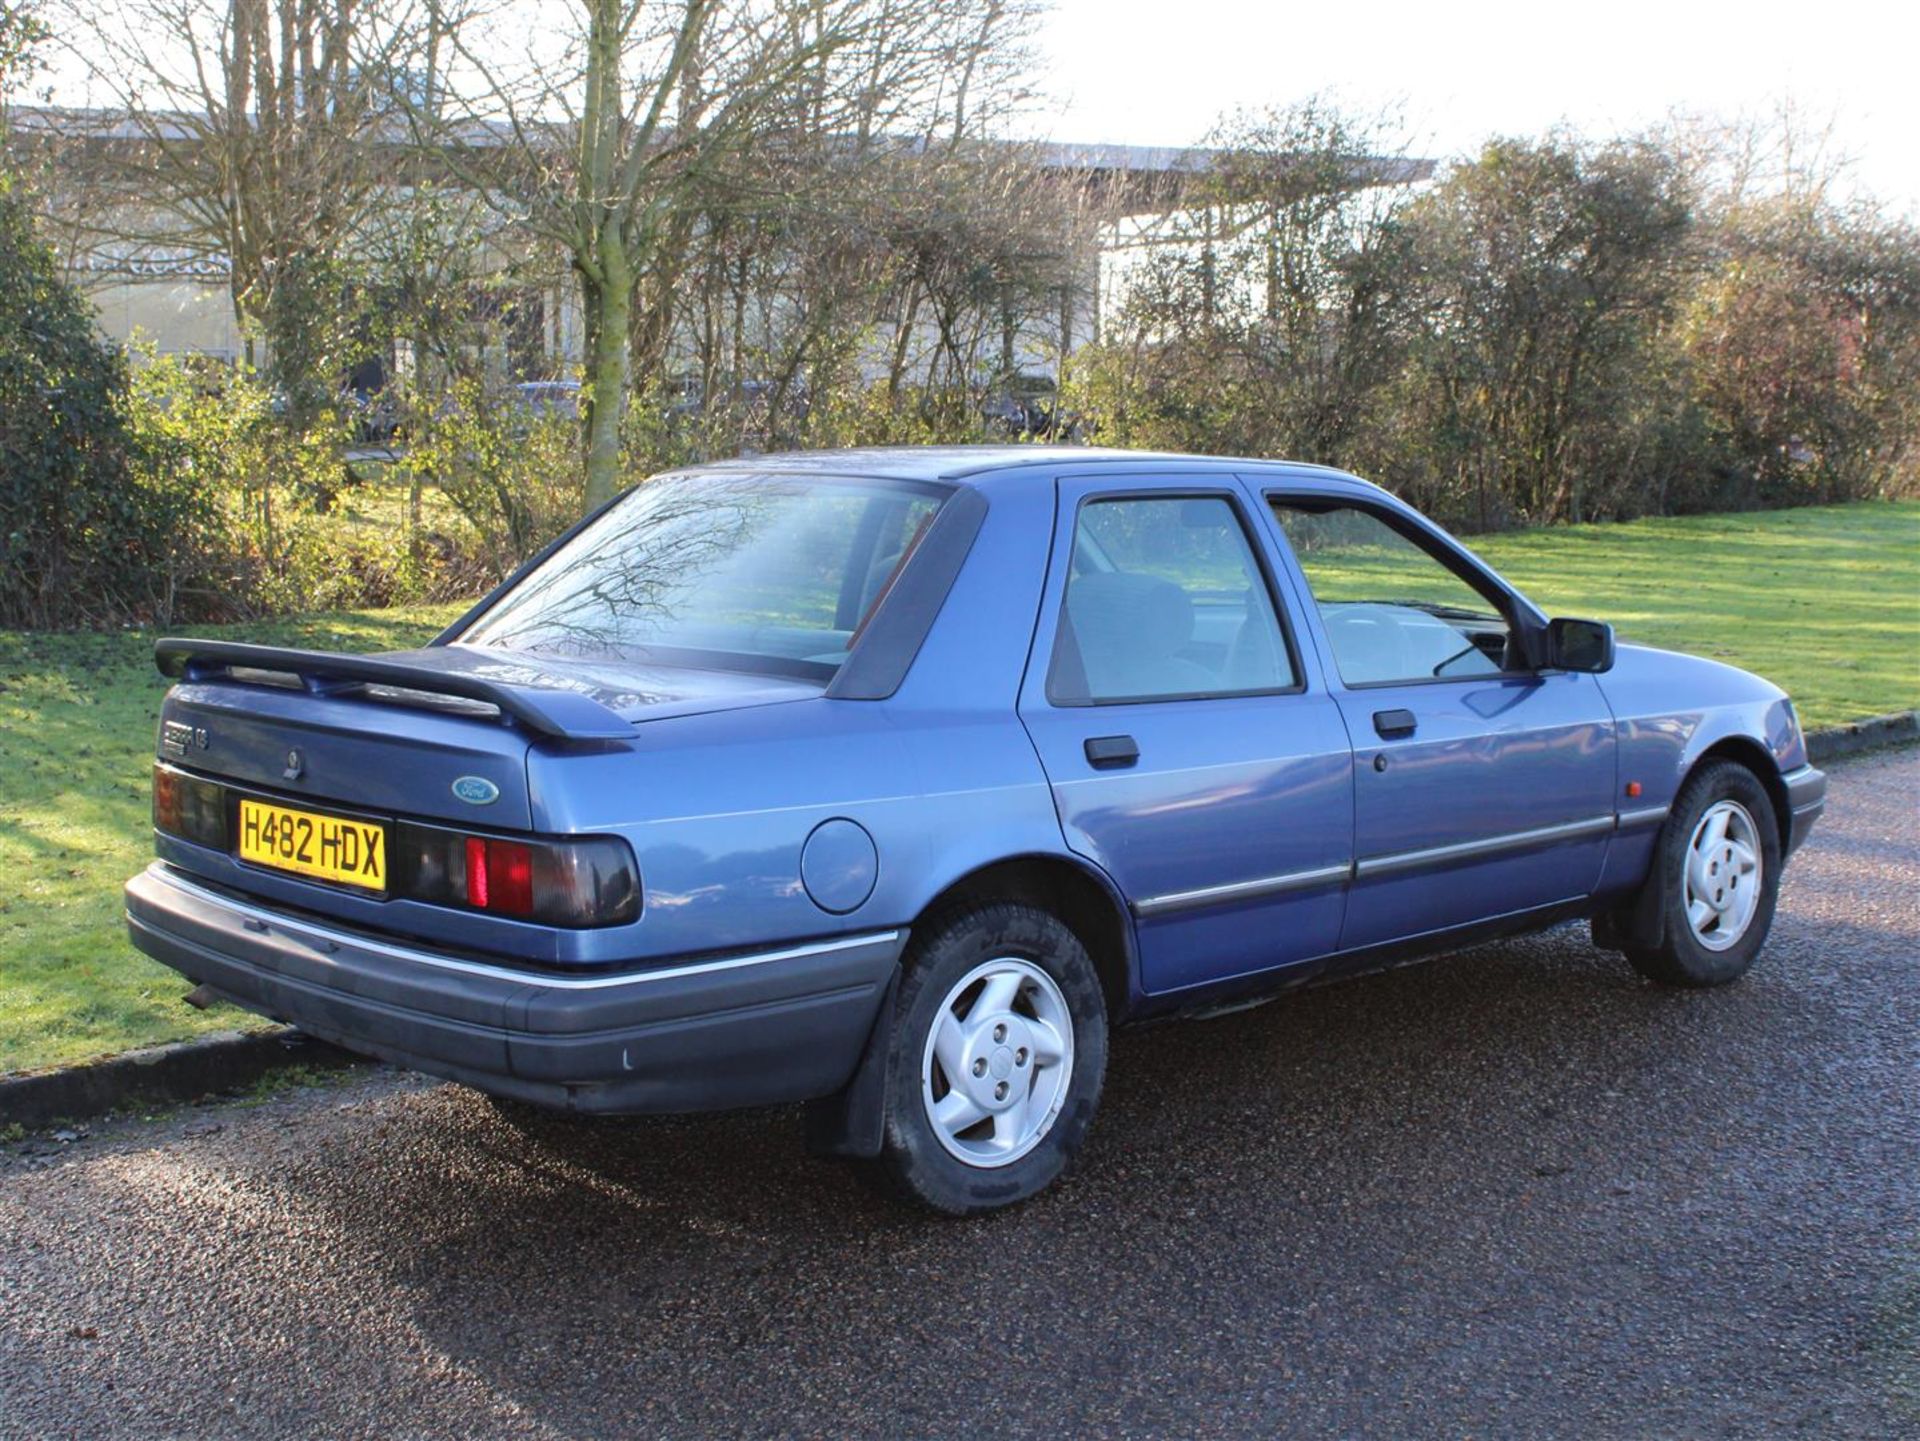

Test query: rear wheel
[1625,760,1782,987]
[877,902,1107,1215]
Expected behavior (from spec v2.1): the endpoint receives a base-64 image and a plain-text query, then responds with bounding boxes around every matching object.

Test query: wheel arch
[1690,735,1792,852]
[910,852,1139,1023]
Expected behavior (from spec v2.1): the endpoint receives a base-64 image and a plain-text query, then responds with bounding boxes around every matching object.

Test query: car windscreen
[458,472,949,681]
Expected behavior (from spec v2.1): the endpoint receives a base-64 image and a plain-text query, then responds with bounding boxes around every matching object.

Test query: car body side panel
[1015,471,1355,996]
[1025,695,1354,993]
[527,699,1075,963]
[1330,671,1619,949]
[528,700,912,958]
[1591,642,1806,899]
[867,477,1118,944]
[1245,480,1619,951]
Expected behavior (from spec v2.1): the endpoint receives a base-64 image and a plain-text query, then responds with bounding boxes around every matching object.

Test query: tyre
[876,902,1108,1215]
[1624,760,1782,988]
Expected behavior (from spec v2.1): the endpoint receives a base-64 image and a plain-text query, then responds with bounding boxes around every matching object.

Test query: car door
[1016,474,1354,997]
[1260,489,1618,953]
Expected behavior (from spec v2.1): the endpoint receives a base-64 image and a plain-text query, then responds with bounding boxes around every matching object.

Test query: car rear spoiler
[154,639,635,743]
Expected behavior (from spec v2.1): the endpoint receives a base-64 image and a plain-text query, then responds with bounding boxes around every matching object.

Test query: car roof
[687,445,1383,496]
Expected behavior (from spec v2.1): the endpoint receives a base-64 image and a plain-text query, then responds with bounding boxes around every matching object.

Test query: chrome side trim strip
[1132,863,1351,918]
[1355,815,1617,881]
[144,865,901,991]
[1134,811,1635,915]
[1616,804,1671,831]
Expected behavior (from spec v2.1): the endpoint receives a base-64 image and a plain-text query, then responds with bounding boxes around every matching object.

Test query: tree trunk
[582,224,633,512]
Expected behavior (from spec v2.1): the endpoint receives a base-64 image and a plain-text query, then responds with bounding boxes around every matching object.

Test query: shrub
[121,356,479,622]
[388,378,584,577]
[0,178,214,628]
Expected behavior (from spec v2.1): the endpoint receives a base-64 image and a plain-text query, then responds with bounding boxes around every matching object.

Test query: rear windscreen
[459,472,947,680]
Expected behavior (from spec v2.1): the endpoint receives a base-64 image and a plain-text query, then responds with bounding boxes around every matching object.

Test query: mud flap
[802,967,899,1159]
[1592,828,1671,955]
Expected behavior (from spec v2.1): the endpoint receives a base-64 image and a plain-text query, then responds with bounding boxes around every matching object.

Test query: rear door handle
[1084,735,1139,769]
[1373,708,1417,739]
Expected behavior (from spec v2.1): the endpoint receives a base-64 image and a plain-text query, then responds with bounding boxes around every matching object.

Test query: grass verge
[0,500,1914,1075]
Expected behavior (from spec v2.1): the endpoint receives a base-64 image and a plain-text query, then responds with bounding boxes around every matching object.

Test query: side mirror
[1548,617,1615,673]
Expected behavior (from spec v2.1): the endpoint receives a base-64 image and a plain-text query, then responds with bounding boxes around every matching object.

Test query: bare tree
[645,0,1077,454]
[1077,99,1426,467]
[414,0,864,508]
[418,0,1063,508]
[47,0,459,396]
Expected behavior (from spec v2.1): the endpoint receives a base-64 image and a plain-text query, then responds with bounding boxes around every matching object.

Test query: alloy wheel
[920,957,1074,1168]
[1683,798,1763,951]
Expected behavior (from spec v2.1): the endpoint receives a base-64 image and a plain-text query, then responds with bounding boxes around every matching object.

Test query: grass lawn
[1465,500,1920,731]
[0,604,465,1077]
[0,500,1914,1078]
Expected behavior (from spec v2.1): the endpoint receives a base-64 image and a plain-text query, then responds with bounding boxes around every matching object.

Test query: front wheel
[877,903,1108,1215]
[1625,760,1783,987]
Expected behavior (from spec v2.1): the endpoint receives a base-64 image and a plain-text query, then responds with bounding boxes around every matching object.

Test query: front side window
[1269,500,1518,686]
[461,473,944,679]
[1049,495,1296,704]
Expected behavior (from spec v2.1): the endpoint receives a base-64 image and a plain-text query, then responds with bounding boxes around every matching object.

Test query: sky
[1028,0,1919,214]
[32,0,1915,214]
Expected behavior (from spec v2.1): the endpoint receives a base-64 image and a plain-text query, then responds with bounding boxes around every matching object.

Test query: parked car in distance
[979,371,1059,437]
[127,448,1827,1213]
[660,374,811,451]
[506,379,582,427]
[342,386,402,448]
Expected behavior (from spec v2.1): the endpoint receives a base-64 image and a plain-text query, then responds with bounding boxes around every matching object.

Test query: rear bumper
[124,864,903,1114]
[1783,764,1827,856]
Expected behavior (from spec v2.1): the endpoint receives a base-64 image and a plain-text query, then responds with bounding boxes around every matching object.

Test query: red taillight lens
[464,836,489,908]
[153,765,179,831]
[411,826,635,926]
[493,841,534,915]
[462,836,534,917]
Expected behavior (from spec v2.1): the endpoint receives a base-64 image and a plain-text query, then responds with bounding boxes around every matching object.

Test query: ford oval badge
[452,775,500,806]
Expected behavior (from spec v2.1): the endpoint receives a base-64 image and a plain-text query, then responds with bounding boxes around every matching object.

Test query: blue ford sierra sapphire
[127,448,1828,1212]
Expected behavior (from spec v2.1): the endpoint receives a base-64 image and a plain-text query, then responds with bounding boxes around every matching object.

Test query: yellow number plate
[237,799,387,892]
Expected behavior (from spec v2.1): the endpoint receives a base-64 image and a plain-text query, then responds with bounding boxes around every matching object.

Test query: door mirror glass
[1547,617,1615,673]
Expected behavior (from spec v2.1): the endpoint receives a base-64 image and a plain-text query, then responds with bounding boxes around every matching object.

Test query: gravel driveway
[3,749,1915,1439]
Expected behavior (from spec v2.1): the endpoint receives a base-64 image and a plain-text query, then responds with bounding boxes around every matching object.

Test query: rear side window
[1048,496,1296,704]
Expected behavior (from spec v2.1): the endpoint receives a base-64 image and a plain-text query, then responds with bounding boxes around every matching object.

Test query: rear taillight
[152,763,226,849]
[395,824,640,927]
[151,763,639,927]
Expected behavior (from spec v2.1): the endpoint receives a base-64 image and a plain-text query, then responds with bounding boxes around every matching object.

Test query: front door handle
[1084,734,1139,769]
[1373,708,1417,739]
